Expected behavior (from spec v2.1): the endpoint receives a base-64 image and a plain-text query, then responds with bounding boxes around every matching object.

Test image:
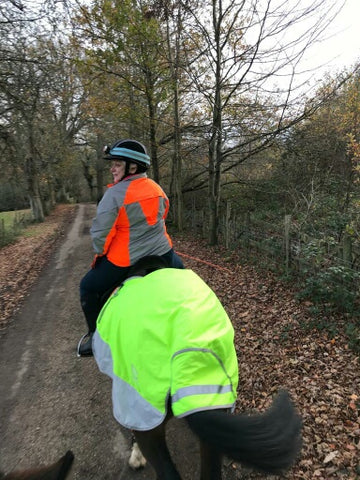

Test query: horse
[0,451,73,480]
[93,255,303,480]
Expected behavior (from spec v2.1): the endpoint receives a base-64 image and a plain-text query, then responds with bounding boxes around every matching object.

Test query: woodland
[1,3,360,324]
[2,0,360,321]
[0,204,359,479]
[1,1,360,297]
[1,0,360,327]
[1,1,360,477]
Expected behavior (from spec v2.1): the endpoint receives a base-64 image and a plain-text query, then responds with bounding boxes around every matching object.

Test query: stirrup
[77,332,91,357]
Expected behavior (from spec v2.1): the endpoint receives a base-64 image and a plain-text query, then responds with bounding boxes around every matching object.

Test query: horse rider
[77,139,184,357]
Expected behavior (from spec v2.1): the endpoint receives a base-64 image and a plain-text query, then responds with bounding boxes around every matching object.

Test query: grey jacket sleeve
[90,188,119,254]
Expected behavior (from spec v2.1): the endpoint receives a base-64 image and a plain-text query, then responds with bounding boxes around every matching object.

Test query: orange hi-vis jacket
[90,173,173,267]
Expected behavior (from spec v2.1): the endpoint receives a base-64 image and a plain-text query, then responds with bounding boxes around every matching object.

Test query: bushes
[345,323,360,355]
[297,265,360,314]
[291,233,360,315]
[0,183,29,212]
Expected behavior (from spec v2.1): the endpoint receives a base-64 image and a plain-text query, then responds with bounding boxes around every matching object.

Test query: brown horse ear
[2,451,74,480]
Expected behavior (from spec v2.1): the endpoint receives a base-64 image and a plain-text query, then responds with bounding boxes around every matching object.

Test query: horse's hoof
[128,442,147,469]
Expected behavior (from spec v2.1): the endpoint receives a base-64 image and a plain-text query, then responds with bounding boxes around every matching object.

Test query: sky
[306,0,360,76]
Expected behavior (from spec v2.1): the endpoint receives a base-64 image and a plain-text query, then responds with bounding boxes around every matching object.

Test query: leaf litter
[0,208,359,479]
[173,234,360,480]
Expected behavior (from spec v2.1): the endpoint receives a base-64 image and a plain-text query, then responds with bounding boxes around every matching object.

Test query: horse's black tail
[185,390,302,475]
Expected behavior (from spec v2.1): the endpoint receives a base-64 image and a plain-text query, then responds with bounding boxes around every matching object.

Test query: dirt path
[0,204,238,480]
[2,203,359,479]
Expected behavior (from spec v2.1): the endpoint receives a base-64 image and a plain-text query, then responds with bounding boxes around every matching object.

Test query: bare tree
[0,32,89,219]
[181,0,347,244]
[149,0,196,231]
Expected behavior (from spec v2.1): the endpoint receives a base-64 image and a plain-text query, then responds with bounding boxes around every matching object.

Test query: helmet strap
[124,162,130,178]
[120,161,138,181]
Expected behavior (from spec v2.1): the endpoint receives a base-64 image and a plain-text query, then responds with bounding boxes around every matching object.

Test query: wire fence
[186,205,360,314]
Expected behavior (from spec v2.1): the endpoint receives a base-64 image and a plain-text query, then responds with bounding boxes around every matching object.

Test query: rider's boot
[77,332,94,357]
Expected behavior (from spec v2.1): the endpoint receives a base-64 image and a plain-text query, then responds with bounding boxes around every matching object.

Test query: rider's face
[110,160,126,183]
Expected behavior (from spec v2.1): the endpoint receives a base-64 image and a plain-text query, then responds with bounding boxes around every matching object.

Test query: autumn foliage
[1,208,359,479]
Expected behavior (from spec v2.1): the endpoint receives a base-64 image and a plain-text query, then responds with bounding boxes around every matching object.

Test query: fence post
[191,196,196,231]
[342,232,352,267]
[244,212,250,248]
[201,209,207,238]
[225,201,231,249]
[0,218,4,244]
[284,214,291,271]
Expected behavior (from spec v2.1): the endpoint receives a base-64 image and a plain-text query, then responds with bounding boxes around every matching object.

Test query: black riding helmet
[103,139,150,178]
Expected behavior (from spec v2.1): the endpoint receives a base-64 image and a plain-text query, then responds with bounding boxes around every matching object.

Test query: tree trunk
[208,158,221,245]
[25,157,44,222]
[96,135,106,203]
[173,117,183,230]
[207,1,223,245]
[96,160,104,203]
[208,93,222,245]
[143,65,159,183]
[148,98,159,183]
[168,5,184,231]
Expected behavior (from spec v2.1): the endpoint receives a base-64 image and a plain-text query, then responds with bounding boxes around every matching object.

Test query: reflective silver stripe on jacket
[172,384,233,403]
[172,346,235,387]
[126,196,170,263]
[93,330,167,431]
[91,174,171,261]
